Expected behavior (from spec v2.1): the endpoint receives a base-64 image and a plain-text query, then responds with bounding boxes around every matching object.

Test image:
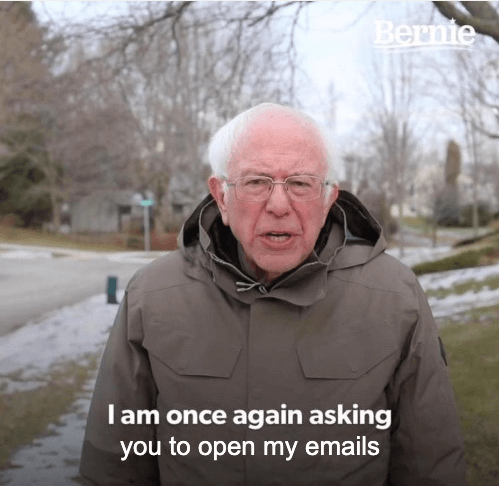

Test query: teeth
[267,233,290,241]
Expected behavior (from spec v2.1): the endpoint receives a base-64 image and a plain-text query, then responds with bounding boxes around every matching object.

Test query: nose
[265,182,292,216]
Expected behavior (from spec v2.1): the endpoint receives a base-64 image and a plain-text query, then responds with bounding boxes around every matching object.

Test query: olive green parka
[80,191,466,486]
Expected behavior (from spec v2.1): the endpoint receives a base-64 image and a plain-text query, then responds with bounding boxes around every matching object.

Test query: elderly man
[80,103,467,485]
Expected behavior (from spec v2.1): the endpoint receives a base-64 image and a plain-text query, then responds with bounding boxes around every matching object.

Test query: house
[71,190,145,233]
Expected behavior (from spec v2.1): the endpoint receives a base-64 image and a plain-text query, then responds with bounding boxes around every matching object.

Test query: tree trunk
[50,189,61,233]
[398,200,405,258]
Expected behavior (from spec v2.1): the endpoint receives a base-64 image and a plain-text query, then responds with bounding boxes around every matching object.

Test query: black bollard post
[107,276,118,304]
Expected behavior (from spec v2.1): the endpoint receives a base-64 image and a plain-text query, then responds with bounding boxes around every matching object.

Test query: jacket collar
[179,191,386,306]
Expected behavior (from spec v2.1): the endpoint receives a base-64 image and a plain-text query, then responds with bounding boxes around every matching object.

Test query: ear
[321,184,339,225]
[208,176,230,225]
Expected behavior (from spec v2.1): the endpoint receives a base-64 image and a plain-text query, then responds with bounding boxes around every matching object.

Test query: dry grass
[0,225,178,252]
[0,359,97,470]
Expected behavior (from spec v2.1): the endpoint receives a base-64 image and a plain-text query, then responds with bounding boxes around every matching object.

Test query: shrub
[412,247,495,275]
[150,232,178,251]
[0,214,22,227]
[126,235,144,250]
[459,203,493,227]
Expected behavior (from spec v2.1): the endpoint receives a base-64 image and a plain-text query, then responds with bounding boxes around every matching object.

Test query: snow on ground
[0,291,120,485]
[0,242,164,264]
[1,243,499,484]
[417,262,499,290]
[386,246,499,319]
[417,262,499,318]
[0,292,124,393]
[0,249,54,259]
[427,286,499,319]
[0,288,127,484]
[385,245,454,267]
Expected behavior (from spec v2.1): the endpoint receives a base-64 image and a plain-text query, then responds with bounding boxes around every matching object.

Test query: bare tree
[40,2,306,231]
[433,2,499,44]
[363,54,419,211]
[354,52,421,252]
[426,42,498,232]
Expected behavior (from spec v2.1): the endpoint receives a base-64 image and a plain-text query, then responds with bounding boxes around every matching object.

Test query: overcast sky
[33,1,489,174]
[293,2,466,139]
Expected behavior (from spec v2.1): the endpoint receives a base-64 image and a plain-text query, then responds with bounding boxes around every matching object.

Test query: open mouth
[265,232,292,242]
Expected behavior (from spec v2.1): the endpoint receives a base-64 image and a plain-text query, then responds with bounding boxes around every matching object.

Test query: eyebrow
[237,170,315,178]
[241,171,272,178]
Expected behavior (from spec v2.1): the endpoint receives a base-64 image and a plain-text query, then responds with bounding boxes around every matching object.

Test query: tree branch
[433,1,499,44]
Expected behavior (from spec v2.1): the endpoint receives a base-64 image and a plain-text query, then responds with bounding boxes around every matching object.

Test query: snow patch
[0,292,123,381]
[0,249,54,259]
[418,263,499,291]
[386,245,453,267]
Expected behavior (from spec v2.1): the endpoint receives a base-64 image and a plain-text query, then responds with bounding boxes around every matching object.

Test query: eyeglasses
[225,175,331,202]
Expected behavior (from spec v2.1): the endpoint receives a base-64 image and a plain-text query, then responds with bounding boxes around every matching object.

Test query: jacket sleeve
[386,282,467,486]
[79,287,160,485]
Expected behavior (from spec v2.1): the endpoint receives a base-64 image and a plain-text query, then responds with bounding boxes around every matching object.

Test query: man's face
[209,114,338,283]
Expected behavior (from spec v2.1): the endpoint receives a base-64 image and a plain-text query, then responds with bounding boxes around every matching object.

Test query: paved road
[0,244,162,336]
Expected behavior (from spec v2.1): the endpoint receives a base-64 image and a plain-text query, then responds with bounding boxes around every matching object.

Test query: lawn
[440,306,499,486]
[0,224,178,251]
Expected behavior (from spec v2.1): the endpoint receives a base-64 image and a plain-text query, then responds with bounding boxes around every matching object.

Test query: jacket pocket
[143,330,241,378]
[296,323,397,380]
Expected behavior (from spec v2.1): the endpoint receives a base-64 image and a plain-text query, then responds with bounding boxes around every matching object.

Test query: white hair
[208,103,337,184]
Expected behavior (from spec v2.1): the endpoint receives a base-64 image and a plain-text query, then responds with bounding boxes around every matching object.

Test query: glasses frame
[224,175,332,202]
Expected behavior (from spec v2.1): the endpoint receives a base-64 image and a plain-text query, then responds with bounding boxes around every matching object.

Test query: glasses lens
[236,176,272,201]
[286,176,322,200]
[233,175,323,201]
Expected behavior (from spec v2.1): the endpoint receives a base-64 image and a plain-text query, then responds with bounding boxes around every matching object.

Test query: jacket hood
[178,190,386,305]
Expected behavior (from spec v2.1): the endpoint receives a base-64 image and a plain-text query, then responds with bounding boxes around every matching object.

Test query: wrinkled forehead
[228,111,327,171]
